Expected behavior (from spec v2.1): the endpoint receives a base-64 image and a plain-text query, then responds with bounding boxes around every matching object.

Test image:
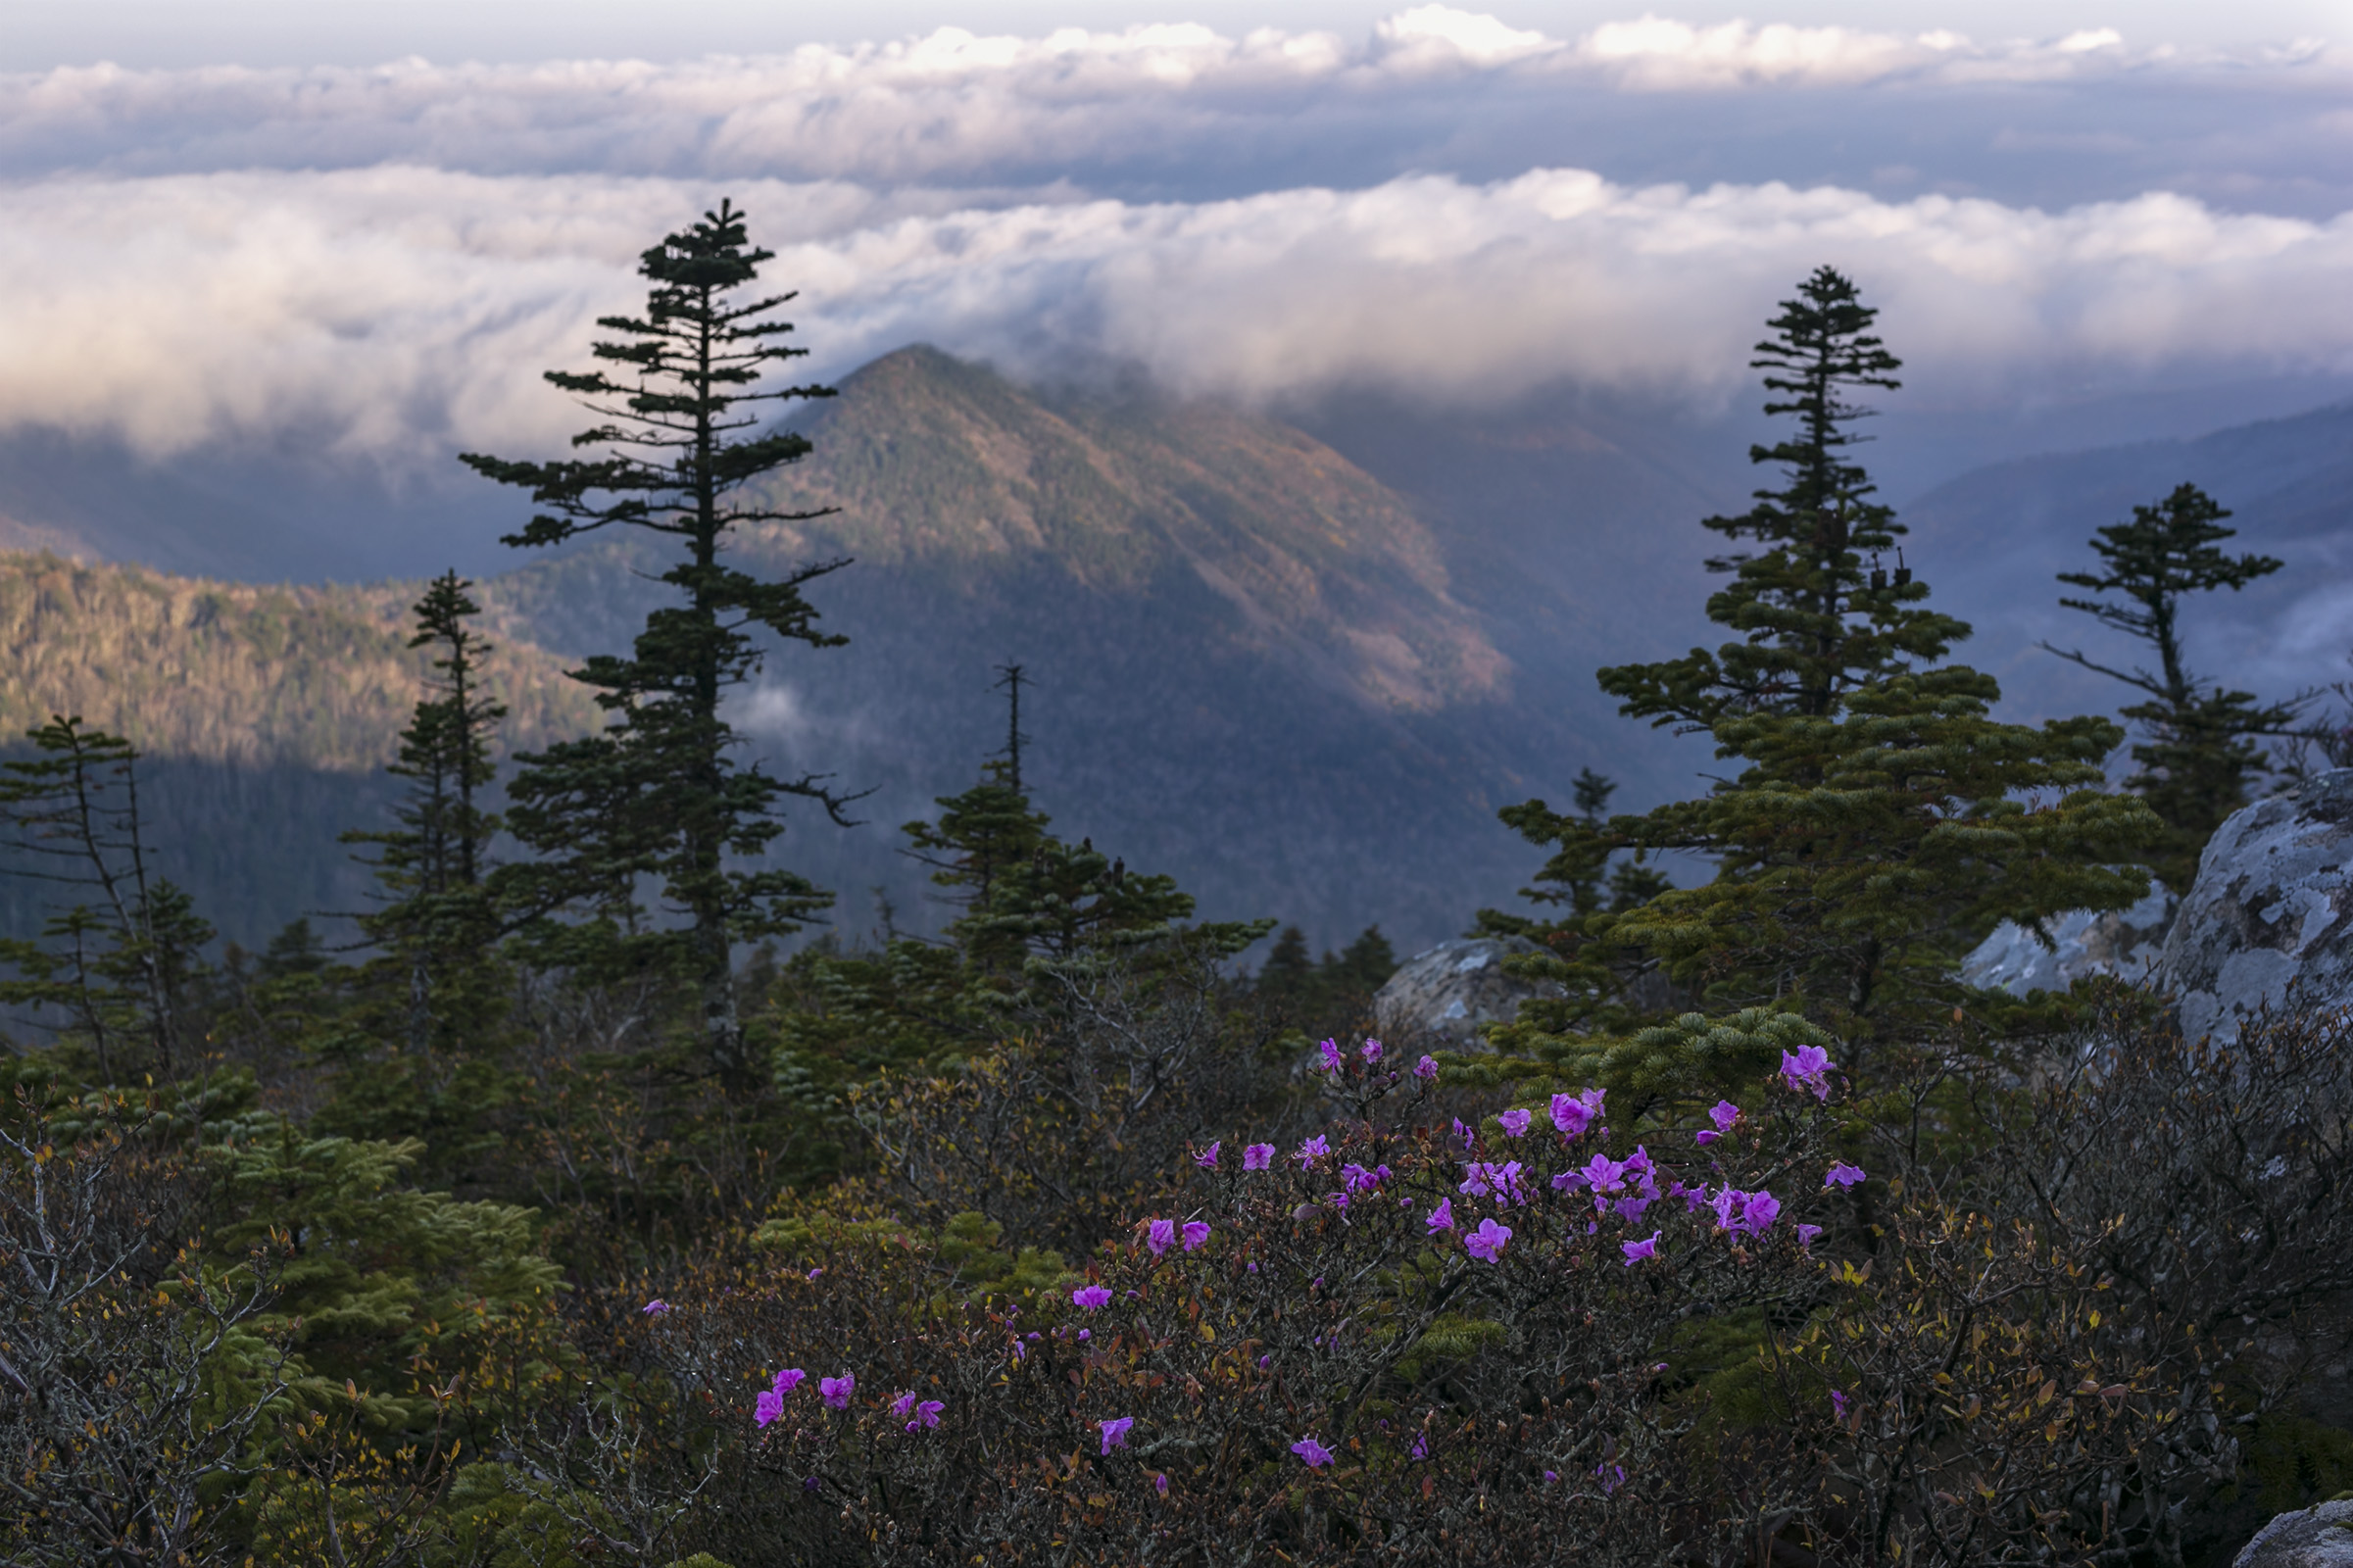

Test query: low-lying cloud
[1,164,2347,464]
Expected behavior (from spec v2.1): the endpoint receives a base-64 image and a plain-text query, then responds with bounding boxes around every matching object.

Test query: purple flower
[1452,1116,1476,1152]
[1696,1100,1742,1145]
[1796,1223,1824,1250]
[774,1368,807,1397]
[1548,1093,1586,1138]
[1672,1179,1710,1213]
[1582,1154,1628,1194]
[1341,1162,1378,1193]
[755,1390,784,1427]
[1077,1329,1091,1341]
[1296,1134,1332,1168]
[820,1374,855,1410]
[1410,1431,1429,1460]
[1709,1187,1745,1232]
[1291,1435,1336,1468]
[1740,1190,1782,1234]
[909,1399,944,1432]
[1596,1462,1625,1494]
[1154,1472,1170,1495]
[1831,1389,1850,1421]
[1414,1054,1440,1081]
[1824,1161,1867,1190]
[1147,1218,1177,1255]
[1243,1143,1275,1171]
[1424,1197,1456,1233]
[1780,1044,1835,1101]
[1100,1416,1134,1454]
[1499,1107,1533,1138]
[1073,1285,1111,1310]
[1317,1037,1345,1073]
[1621,1230,1661,1266]
[808,1267,824,1280]
[1464,1217,1513,1262]
[1544,1469,1560,1484]
[641,1298,670,1316]
[1360,1038,1384,1063]
[1194,1141,1222,1169]
[1181,1220,1211,1251]
[892,1391,917,1419]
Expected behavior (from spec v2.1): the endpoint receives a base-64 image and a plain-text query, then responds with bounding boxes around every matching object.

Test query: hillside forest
[5,200,2352,1568]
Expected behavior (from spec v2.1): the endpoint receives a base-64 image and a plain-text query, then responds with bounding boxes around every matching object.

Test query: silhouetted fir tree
[461,200,860,1086]
[0,719,213,1083]
[2044,482,2295,891]
[341,571,509,1055]
[1496,268,2160,1071]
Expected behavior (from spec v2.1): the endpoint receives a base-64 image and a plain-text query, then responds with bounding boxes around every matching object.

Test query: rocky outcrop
[2231,1498,2353,1568]
[1961,884,2176,995]
[2160,769,2353,1043]
[1372,937,1563,1046]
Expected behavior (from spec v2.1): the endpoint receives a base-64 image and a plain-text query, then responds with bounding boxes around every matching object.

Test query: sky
[0,2,2348,476]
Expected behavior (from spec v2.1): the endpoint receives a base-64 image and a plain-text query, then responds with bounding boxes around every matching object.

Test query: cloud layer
[3,163,2349,464]
[0,10,2346,465]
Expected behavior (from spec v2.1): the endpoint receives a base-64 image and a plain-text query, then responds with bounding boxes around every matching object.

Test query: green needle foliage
[462,199,861,1086]
[1495,268,2160,1071]
[2044,481,2296,891]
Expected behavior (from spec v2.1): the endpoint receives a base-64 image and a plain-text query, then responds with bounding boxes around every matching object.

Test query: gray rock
[1961,884,2176,995]
[2232,1498,2353,1568]
[1372,937,1563,1047]
[2160,769,2353,1043]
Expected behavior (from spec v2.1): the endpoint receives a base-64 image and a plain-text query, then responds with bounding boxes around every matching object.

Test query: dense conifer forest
[5,203,2351,1568]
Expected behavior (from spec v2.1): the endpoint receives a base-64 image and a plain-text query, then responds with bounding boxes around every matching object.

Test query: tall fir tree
[2044,482,2294,891]
[1495,268,2160,1073]
[462,199,858,1085]
[343,570,508,1056]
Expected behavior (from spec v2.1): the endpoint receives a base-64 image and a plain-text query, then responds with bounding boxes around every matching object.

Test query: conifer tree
[2044,483,2294,891]
[343,570,508,1055]
[1498,268,2160,1067]
[462,200,858,1084]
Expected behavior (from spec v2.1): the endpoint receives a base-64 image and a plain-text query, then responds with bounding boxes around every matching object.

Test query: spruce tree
[461,200,858,1084]
[2044,483,2294,891]
[1497,268,2160,1069]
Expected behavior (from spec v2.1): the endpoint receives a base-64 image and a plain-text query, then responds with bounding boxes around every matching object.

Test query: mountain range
[0,346,2344,956]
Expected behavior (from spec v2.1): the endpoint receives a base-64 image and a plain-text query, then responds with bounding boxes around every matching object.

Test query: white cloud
[1,164,2346,463]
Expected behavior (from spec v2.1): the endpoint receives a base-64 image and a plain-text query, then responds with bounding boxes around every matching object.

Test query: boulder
[1372,937,1563,1047]
[1961,884,2176,996]
[2160,769,2353,1043]
[2231,1498,2353,1568]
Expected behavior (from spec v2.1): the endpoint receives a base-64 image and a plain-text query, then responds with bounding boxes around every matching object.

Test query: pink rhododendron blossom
[1498,1107,1532,1138]
[892,1392,917,1418]
[1452,1117,1477,1152]
[1415,1054,1440,1081]
[1341,1162,1377,1192]
[1291,1436,1335,1468]
[1361,1038,1383,1063]
[1072,1285,1111,1310]
[1243,1143,1275,1170]
[755,1391,784,1427]
[1147,1218,1176,1255]
[909,1399,944,1431]
[1831,1389,1850,1420]
[1582,1153,1628,1194]
[1796,1223,1824,1250]
[1741,1191,1782,1234]
[820,1374,855,1410]
[808,1267,824,1280]
[1464,1217,1512,1261]
[1317,1038,1345,1072]
[774,1369,807,1396]
[1100,1417,1134,1453]
[1780,1045,1835,1100]
[641,1298,670,1316]
[1077,1329,1091,1341]
[1194,1142,1221,1168]
[1710,1187,1745,1232]
[1550,1094,1589,1138]
[1696,1100,1742,1145]
[1182,1221,1211,1251]
[1597,1462,1626,1494]
[1545,1469,1560,1483]
[1825,1161,1867,1189]
[1154,1472,1170,1495]
[1425,1197,1456,1233]
[1296,1135,1332,1168]
[1622,1231,1661,1265]
[1410,1431,1429,1460]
